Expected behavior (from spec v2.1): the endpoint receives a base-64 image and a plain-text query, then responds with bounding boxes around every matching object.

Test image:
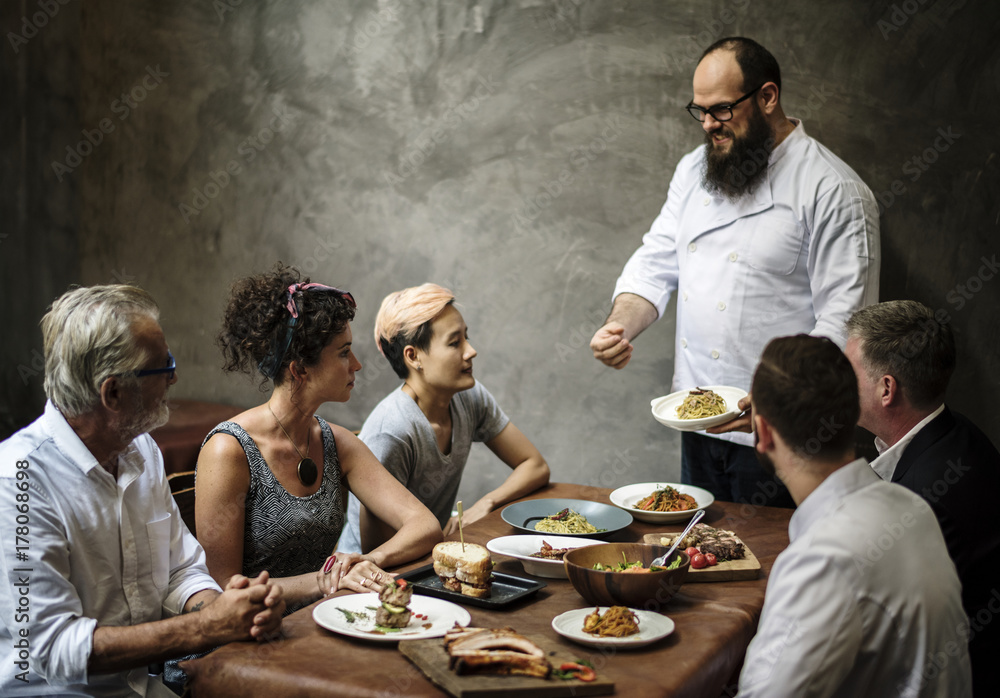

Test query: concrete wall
[3,0,998,505]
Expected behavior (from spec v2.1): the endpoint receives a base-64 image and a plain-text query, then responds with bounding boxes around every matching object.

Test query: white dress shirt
[870,404,945,481]
[614,120,880,446]
[0,402,221,697]
[738,459,971,698]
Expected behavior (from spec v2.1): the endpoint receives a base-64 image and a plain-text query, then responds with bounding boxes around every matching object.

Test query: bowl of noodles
[500,498,633,540]
[609,482,715,523]
[563,543,690,610]
[650,385,748,432]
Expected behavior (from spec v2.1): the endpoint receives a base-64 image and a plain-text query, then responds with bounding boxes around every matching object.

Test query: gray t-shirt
[338,380,509,553]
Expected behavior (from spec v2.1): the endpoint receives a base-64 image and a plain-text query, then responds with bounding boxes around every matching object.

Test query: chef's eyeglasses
[685,84,764,123]
[129,350,176,380]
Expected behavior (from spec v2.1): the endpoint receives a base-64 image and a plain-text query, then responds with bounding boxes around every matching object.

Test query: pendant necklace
[267,402,318,486]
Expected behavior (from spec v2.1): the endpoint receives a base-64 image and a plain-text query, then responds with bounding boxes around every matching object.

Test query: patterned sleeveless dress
[200,417,346,589]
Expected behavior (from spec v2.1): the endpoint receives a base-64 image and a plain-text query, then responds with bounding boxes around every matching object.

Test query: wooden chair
[167,470,197,537]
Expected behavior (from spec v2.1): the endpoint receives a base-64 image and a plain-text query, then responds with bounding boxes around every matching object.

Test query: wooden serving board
[642,533,761,582]
[400,631,614,697]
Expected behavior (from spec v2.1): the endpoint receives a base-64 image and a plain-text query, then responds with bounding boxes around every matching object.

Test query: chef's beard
[702,101,775,201]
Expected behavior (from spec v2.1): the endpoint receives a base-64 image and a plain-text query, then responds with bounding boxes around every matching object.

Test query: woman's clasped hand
[317,553,394,595]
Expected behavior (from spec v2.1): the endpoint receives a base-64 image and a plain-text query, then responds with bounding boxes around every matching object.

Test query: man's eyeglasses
[132,350,176,380]
[685,84,764,123]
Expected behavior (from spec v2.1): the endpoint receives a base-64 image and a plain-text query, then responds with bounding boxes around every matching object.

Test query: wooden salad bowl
[563,543,690,610]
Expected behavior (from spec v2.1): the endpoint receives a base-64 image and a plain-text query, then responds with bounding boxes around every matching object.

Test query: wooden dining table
[183,482,793,697]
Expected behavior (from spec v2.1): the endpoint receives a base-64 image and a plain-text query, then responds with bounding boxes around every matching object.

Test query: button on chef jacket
[614,119,880,447]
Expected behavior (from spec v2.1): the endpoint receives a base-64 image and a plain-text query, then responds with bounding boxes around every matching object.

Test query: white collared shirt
[738,459,971,697]
[614,120,880,446]
[0,402,220,696]
[870,404,945,480]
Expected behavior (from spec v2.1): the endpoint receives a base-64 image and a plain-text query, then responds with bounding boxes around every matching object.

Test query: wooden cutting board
[400,631,614,697]
[642,533,760,582]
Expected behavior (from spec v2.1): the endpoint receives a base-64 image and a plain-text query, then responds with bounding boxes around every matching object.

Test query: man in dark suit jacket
[846,300,1000,697]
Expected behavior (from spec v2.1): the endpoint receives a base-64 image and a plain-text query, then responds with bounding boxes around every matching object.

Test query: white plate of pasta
[650,385,748,432]
[609,482,715,523]
[551,606,675,649]
[500,498,633,539]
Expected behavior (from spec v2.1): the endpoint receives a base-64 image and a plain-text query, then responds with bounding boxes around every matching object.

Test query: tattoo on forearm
[187,601,205,613]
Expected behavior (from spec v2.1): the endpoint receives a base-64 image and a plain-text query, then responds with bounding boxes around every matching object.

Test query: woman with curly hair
[195,263,441,611]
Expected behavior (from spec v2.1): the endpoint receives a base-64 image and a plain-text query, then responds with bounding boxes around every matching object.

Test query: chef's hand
[590,322,634,369]
[705,395,753,434]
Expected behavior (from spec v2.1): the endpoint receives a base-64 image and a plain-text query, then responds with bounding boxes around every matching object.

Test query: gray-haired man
[0,285,284,697]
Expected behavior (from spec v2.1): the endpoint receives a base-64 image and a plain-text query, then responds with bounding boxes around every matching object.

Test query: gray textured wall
[3,0,998,506]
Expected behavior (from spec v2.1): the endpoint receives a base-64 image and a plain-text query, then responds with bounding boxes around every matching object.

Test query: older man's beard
[702,102,775,201]
[116,387,170,443]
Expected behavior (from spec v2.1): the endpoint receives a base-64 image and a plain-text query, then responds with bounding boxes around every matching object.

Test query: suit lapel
[892,408,956,483]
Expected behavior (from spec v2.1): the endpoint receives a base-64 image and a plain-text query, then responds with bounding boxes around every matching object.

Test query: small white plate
[486,535,607,579]
[609,482,715,523]
[551,607,675,649]
[650,385,748,432]
[313,592,470,642]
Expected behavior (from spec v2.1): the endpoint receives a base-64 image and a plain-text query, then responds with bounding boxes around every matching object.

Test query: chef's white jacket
[614,119,880,446]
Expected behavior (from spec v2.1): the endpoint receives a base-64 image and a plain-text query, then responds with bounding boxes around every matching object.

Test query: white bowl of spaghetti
[650,385,748,432]
[609,482,715,523]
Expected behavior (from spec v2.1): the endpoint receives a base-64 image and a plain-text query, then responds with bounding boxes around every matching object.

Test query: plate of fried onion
[551,606,675,649]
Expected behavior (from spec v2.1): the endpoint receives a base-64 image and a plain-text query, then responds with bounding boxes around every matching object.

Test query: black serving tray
[397,563,546,609]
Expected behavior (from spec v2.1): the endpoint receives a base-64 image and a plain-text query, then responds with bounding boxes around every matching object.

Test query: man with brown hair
[590,37,879,509]
[738,334,969,697]
[845,300,1000,696]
